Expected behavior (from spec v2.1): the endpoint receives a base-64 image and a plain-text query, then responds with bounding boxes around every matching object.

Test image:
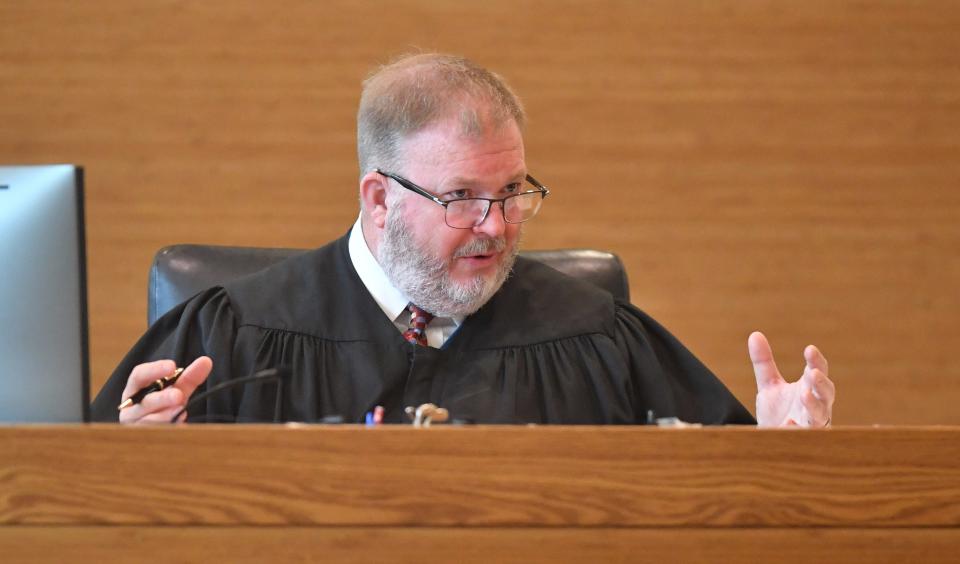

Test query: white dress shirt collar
[347,217,464,348]
[347,216,410,324]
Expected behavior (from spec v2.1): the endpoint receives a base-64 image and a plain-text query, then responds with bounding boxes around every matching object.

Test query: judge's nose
[471,201,506,238]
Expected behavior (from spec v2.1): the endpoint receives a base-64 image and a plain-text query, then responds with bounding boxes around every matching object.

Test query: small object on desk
[655,417,702,428]
[404,403,449,427]
[365,405,385,426]
[117,368,184,411]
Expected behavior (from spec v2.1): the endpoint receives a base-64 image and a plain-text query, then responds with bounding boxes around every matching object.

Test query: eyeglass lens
[445,192,544,228]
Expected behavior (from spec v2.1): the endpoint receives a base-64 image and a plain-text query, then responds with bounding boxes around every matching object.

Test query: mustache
[453,237,507,258]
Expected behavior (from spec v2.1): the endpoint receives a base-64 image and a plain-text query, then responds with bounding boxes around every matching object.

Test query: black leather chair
[148,244,630,325]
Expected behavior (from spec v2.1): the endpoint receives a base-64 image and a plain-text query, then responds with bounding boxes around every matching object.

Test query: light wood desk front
[1,426,958,562]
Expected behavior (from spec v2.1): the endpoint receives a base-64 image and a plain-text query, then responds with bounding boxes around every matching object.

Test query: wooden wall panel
[2,0,959,424]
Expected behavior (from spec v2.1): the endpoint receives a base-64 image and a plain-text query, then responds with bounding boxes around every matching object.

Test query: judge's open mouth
[456,252,499,268]
[453,237,507,270]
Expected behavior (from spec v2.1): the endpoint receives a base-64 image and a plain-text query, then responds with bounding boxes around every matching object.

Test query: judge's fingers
[119,386,186,424]
[118,358,212,424]
[802,363,836,406]
[804,345,829,376]
[172,356,213,400]
[748,331,784,390]
[122,359,178,400]
[135,405,188,425]
[799,380,833,427]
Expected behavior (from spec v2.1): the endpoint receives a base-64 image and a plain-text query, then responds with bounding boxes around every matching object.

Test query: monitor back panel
[0,165,89,422]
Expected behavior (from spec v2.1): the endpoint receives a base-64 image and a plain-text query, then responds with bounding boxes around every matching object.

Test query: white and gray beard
[377,204,519,318]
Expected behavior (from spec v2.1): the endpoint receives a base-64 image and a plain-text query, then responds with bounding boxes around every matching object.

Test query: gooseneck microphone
[169,367,290,423]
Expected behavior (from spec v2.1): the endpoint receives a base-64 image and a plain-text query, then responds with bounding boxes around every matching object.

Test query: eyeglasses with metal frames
[374,168,550,229]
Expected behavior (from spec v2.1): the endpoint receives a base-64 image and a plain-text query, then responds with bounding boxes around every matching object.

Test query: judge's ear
[359,171,391,229]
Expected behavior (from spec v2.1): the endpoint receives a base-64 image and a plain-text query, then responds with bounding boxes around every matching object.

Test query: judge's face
[377,116,525,317]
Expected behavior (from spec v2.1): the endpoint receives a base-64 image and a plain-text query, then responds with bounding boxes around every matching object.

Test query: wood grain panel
[2,426,958,527]
[2,1,959,423]
[3,527,959,564]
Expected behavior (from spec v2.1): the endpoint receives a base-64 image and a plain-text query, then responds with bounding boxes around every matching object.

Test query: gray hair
[357,53,526,177]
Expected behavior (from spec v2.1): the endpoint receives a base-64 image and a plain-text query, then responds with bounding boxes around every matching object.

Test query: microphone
[169,366,290,423]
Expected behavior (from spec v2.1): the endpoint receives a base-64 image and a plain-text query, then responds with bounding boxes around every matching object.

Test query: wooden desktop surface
[1,425,958,562]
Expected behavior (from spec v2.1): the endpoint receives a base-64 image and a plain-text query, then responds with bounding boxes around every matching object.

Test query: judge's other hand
[749,332,835,428]
[118,357,212,424]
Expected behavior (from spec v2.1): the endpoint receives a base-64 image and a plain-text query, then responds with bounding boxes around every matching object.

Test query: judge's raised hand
[118,357,212,424]
[749,332,835,428]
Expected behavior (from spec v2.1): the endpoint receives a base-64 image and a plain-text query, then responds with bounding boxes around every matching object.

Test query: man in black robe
[92,54,835,426]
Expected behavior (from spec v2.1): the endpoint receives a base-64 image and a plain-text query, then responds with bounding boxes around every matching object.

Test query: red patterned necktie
[402,304,434,347]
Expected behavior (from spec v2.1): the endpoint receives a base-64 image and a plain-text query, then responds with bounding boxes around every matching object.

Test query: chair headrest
[148,244,629,325]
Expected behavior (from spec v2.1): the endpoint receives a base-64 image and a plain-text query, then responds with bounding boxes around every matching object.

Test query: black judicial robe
[91,234,755,425]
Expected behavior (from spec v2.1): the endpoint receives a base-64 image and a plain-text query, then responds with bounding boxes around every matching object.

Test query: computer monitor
[0,165,89,422]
